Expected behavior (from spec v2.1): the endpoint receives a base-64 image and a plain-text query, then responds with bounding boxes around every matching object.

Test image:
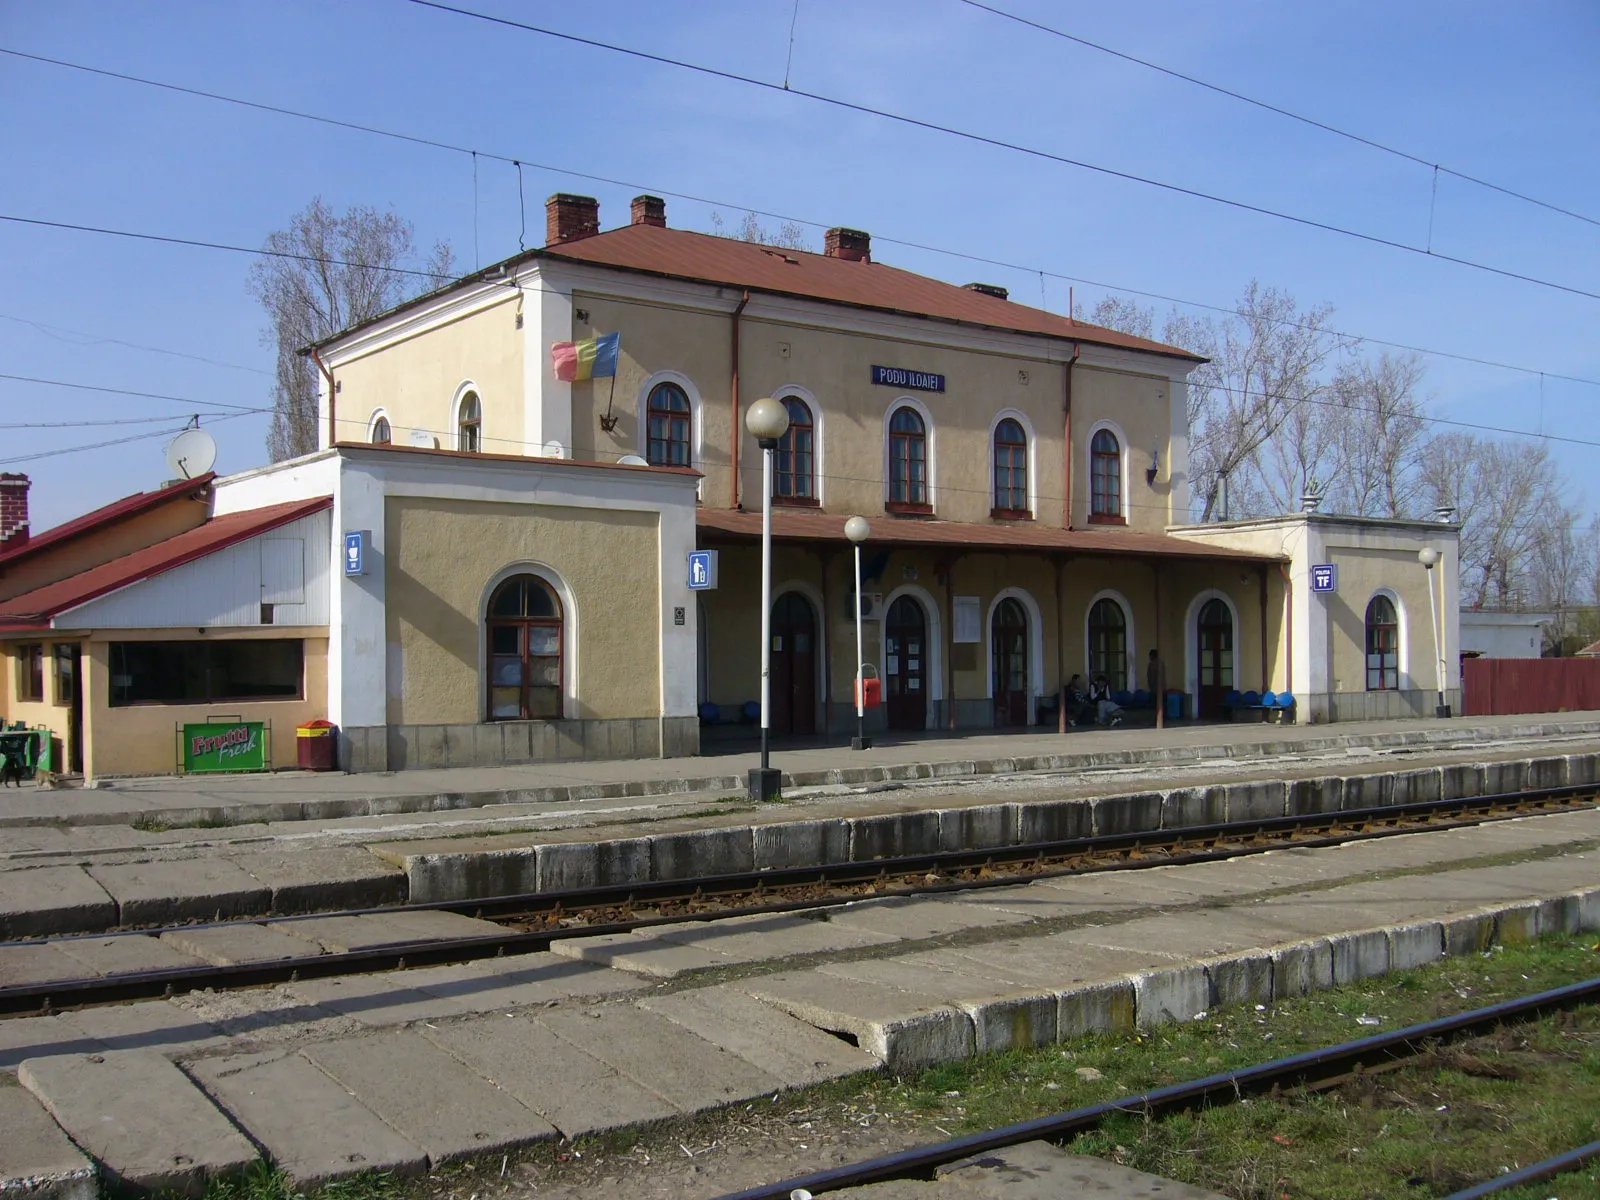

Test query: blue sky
[2,0,1597,530]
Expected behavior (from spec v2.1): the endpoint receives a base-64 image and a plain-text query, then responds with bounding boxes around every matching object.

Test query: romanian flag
[551,332,620,382]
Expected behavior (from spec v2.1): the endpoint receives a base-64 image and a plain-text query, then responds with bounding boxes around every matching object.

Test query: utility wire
[5,45,1597,389]
[0,370,273,414]
[398,0,1600,303]
[0,412,252,467]
[0,414,209,429]
[958,0,1600,231]
[0,312,271,375]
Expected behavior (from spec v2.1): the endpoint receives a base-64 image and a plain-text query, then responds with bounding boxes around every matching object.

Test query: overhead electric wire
[0,414,209,430]
[0,312,271,375]
[3,47,1597,392]
[396,0,1600,304]
[0,370,272,414]
[958,0,1600,231]
[0,412,252,468]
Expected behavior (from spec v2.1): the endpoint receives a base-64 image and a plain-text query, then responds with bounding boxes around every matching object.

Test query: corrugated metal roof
[0,496,332,626]
[0,473,215,569]
[697,508,1281,562]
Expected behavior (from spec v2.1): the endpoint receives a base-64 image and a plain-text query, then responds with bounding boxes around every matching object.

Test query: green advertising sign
[181,721,269,773]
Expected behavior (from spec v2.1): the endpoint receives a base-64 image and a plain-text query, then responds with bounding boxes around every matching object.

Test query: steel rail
[1,782,1594,1017]
[715,976,1600,1200]
[1440,1139,1600,1198]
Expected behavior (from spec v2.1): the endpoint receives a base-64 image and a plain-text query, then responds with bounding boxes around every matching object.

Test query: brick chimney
[0,473,29,548]
[964,282,1008,300]
[546,194,600,245]
[824,227,871,263]
[630,195,666,227]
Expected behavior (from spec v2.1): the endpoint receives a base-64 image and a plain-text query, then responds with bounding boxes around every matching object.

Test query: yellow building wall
[0,500,209,601]
[332,298,524,451]
[79,633,328,778]
[1324,546,1439,694]
[1069,364,1181,533]
[0,640,75,764]
[384,496,660,725]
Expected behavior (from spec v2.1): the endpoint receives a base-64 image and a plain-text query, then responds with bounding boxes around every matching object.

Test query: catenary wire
[0,371,273,414]
[397,0,1600,303]
[0,414,214,429]
[957,0,1600,230]
[0,412,254,468]
[3,47,1597,390]
[0,312,272,376]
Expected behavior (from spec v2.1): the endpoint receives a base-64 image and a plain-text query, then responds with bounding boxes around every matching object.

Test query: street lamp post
[845,516,872,751]
[746,397,790,801]
[1418,546,1451,718]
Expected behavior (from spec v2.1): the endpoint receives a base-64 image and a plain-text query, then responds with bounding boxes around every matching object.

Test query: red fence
[1462,656,1600,716]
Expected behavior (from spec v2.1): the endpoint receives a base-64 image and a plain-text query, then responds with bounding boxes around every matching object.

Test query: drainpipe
[730,290,750,509]
[1278,561,1294,703]
[1061,343,1080,529]
[311,348,337,449]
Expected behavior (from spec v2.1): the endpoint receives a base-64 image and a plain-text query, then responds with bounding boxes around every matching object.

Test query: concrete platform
[0,1085,97,1200]
[0,867,117,939]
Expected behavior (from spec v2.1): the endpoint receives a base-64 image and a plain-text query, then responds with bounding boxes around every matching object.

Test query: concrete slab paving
[638,985,880,1087]
[0,944,90,989]
[302,1030,558,1165]
[83,860,271,925]
[816,957,1059,1053]
[408,951,645,1013]
[59,1000,228,1058]
[272,914,439,953]
[937,1140,1230,1199]
[159,923,328,966]
[1058,913,1282,961]
[0,867,117,939]
[284,970,480,1027]
[648,911,902,962]
[534,1004,784,1114]
[956,880,1149,921]
[0,1083,97,1200]
[369,908,508,941]
[228,848,405,912]
[421,1013,681,1137]
[48,934,205,977]
[826,895,1036,941]
[740,970,973,1073]
[19,1050,258,1196]
[547,930,732,978]
[0,1016,102,1071]
[189,1048,427,1185]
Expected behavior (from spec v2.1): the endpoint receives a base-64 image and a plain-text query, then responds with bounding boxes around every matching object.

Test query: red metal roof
[0,496,331,627]
[0,473,215,569]
[540,225,1203,361]
[697,508,1280,562]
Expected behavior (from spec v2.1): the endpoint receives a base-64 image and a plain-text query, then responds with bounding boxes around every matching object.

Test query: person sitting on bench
[1088,674,1123,727]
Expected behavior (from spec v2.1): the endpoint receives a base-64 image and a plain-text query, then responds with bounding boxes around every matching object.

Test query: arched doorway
[770,591,816,736]
[992,597,1029,726]
[1196,598,1234,718]
[885,595,927,731]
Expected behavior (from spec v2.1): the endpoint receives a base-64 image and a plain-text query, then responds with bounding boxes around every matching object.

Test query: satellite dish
[166,428,217,479]
[540,440,566,459]
[617,454,648,467]
[407,429,436,449]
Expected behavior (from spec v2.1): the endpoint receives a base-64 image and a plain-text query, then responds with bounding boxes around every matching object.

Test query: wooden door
[992,598,1028,726]
[885,596,927,731]
[1197,599,1234,718]
[770,592,816,735]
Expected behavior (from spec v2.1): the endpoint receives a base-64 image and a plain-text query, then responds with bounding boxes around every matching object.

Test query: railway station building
[0,195,1459,775]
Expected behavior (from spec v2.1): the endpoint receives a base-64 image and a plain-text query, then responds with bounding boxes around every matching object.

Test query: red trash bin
[296,720,338,771]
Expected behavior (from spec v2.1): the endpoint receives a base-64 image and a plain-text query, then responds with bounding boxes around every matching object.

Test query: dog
[0,750,25,788]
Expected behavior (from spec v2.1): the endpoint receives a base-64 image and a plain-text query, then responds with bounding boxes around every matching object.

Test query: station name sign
[871,365,945,393]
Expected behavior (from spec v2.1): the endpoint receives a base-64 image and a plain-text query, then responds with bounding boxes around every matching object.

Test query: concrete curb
[382,750,1600,903]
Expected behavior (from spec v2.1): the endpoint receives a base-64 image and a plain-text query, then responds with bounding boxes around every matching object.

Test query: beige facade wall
[78,632,328,778]
[332,298,524,451]
[1324,545,1441,695]
[568,296,1184,530]
[384,496,661,726]
[0,501,209,601]
[0,639,74,765]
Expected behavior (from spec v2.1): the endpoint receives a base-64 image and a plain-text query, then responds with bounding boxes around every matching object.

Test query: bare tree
[1322,352,1429,518]
[708,210,811,251]
[250,198,454,461]
[1531,506,1595,652]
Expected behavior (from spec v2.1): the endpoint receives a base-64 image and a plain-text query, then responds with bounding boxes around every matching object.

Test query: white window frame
[1084,588,1137,692]
[987,408,1036,516]
[452,381,484,453]
[882,396,937,509]
[1085,418,1129,520]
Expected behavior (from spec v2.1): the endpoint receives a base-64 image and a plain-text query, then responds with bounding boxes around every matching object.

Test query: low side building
[1459,609,1551,659]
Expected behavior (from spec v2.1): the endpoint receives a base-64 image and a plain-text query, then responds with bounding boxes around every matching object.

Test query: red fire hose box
[296,720,338,771]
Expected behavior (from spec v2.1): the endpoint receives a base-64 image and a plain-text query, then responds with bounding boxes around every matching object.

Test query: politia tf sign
[1311,564,1338,593]
[871,365,945,393]
[181,721,269,773]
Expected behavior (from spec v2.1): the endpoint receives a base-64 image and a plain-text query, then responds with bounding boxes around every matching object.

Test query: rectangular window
[109,640,304,706]
[52,644,77,706]
[16,644,44,702]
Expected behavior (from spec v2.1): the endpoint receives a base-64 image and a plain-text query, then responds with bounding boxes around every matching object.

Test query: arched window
[647,382,692,466]
[1366,595,1399,691]
[775,397,815,501]
[1088,598,1127,688]
[888,406,928,508]
[486,575,562,720]
[993,418,1028,515]
[371,416,391,445]
[457,391,482,453]
[1091,429,1121,517]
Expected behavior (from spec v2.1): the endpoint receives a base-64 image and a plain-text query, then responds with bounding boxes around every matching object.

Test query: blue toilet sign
[687,550,717,590]
[344,530,369,576]
[1311,563,1337,593]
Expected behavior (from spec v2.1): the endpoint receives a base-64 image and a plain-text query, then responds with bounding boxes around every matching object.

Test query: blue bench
[698,701,760,725]
[1224,690,1296,722]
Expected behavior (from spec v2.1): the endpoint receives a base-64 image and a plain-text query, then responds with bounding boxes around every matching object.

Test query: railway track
[716,975,1600,1200]
[3,781,1596,1018]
